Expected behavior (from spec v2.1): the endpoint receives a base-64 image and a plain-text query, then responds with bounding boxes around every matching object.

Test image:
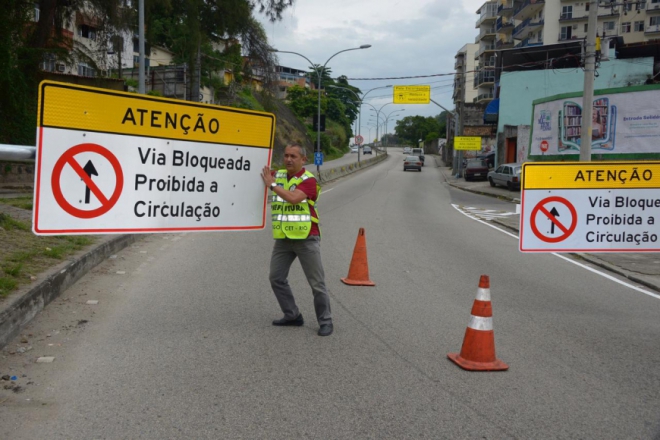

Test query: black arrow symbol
[548,206,560,234]
[82,160,98,204]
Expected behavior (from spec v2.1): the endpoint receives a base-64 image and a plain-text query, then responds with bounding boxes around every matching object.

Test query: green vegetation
[0,212,95,298]
[1,0,295,146]
[0,197,33,210]
[394,113,447,145]
[284,75,360,156]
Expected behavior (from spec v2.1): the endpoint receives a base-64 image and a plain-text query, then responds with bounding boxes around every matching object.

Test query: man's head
[283,144,307,175]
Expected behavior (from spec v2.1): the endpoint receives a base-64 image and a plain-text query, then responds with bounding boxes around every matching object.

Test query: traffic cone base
[341,228,375,286]
[447,352,508,371]
[340,277,375,286]
[447,275,508,371]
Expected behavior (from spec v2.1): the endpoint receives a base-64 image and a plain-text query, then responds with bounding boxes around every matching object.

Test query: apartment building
[453,44,478,107]
[510,0,660,48]
[473,1,499,104]
[458,0,660,109]
[274,66,311,100]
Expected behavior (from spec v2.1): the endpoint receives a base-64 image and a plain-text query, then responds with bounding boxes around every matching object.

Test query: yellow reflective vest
[271,170,320,239]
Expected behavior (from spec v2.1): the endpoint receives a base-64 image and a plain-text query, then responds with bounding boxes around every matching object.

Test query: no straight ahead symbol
[51,143,124,219]
[530,196,578,243]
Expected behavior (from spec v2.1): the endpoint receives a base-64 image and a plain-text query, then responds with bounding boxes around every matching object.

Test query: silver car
[487,163,523,191]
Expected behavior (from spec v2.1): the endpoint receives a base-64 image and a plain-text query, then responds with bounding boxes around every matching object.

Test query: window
[584,23,588,32]
[561,5,572,19]
[77,63,96,77]
[635,21,645,32]
[132,55,150,68]
[603,21,615,32]
[622,22,631,33]
[40,55,55,72]
[624,2,633,12]
[560,26,572,40]
[33,3,39,21]
[651,16,660,26]
[637,1,647,10]
[78,25,97,40]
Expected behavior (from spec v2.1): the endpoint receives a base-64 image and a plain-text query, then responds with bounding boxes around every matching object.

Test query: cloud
[257,0,485,124]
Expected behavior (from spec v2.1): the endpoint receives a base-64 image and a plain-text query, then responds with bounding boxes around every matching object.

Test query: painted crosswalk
[452,204,518,221]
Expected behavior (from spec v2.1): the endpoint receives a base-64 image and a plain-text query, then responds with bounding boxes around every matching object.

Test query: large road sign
[520,162,660,252]
[355,135,364,146]
[393,86,431,104]
[34,81,275,235]
[454,136,482,151]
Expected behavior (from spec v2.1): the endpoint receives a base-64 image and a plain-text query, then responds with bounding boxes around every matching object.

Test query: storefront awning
[483,98,499,124]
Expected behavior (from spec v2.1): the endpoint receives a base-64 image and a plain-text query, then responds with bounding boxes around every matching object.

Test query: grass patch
[0,212,97,299]
[0,213,29,231]
[0,196,33,210]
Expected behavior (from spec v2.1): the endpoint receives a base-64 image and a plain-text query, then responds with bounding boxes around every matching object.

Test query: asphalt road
[1,149,659,439]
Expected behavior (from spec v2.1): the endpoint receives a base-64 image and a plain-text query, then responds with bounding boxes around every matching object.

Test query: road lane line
[451,204,660,300]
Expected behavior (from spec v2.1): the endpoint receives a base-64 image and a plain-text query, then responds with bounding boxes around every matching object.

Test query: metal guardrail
[0,144,36,161]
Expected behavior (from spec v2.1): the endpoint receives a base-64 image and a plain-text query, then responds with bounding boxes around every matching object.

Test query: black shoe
[317,323,333,336]
[272,314,304,327]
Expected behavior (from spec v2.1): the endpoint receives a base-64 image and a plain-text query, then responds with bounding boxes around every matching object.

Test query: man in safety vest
[261,144,333,336]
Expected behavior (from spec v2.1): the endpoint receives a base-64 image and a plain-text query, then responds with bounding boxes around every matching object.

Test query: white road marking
[452,204,660,300]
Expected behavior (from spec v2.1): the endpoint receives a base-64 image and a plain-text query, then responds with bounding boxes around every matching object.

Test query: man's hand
[261,166,275,188]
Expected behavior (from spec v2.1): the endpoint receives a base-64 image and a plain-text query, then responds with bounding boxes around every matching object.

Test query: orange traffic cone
[447,275,508,371]
[341,228,375,286]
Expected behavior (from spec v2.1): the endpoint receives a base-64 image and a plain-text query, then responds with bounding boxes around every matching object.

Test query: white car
[350,146,359,153]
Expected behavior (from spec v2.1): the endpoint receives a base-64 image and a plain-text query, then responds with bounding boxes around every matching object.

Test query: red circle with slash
[51,143,124,219]
[530,196,577,243]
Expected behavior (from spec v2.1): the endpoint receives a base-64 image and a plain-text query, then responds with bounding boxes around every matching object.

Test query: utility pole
[138,0,145,94]
[430,99,460,174]
[579,0,600,162]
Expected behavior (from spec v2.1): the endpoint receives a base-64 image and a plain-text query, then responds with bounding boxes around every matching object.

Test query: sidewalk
[435,157,660,293]
[0,189,138,349]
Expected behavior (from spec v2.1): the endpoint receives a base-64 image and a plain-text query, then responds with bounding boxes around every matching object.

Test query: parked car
[403,147,412,154]
[403,155,423,172]
[464,159,489,181]
[488,163,523,190]
[363,146,372,154]
[350,146,359,153]
[477,151,496,168]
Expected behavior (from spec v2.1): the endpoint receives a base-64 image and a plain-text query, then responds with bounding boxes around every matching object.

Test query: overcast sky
[256,0,484,138]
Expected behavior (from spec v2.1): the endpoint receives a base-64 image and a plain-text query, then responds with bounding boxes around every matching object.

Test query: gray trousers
[269,236,332,325]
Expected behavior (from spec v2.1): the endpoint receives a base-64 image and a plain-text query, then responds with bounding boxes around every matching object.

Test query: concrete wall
[497,57,654,134]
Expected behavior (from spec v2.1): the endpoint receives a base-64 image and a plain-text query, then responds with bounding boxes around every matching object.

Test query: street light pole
[328,84,393,159]
[270,45,371,176]
[383,109,404,152]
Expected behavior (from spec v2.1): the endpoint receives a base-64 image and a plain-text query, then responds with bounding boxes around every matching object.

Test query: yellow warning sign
[393,86,431,104]
[522,162,660,189]
[454,136,482,151]
[38,81,274,147]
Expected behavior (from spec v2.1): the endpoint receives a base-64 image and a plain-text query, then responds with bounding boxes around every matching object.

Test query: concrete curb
[0,234,140,349]
[488,221,660,293]
[318,153,387,183]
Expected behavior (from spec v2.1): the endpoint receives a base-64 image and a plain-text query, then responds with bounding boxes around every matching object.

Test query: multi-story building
[274,66,311,99]
[510,0,660,48]
[474,1,499,104]
[460,0,660,108]
[453,44,478,107]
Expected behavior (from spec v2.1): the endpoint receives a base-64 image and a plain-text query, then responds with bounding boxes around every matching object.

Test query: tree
[394,115,442,145]
[148,0,294,102]
[1,0,138,145]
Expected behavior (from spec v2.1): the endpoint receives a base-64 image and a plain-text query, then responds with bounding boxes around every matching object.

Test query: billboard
[529,85,660,157]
